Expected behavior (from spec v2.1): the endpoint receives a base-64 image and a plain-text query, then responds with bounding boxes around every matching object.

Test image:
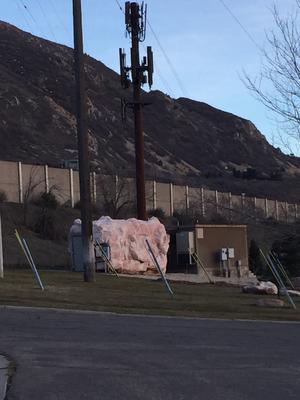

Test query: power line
[14,0,32,32]
[19,0,38,25]
[218,0,261,50]
[114,0,124,13]
[34,0,57,42]
[48,0,71,36]
[18,0,43,36]
[153,64,174,96]
[146,19,189,97]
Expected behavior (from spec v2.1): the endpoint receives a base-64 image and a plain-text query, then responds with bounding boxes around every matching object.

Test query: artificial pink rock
[70,216,170,275]
[93,216,169,274]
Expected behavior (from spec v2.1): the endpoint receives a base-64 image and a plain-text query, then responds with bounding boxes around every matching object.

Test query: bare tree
[22,167,45,226]
[22,166,60,226]
[97,174,134,218]
[243,3,300,141]
[187,191,265,225]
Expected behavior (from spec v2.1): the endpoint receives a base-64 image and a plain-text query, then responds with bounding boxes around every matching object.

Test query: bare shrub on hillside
[97,174,134,218]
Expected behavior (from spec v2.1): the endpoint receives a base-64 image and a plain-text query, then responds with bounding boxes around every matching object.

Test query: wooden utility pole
[72,0,95,282]
[119,2,153,221]
[130,2,146,220]
[0,213,3,279]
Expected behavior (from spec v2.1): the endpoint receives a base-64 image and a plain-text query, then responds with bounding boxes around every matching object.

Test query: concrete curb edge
[0,355,10,400]
[0,304,300,325]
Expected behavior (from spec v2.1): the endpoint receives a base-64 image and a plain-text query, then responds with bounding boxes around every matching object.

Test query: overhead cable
[18,0,42,36]
[218,0,261,50]
[48,0,70,36]
[14,0,32,31]
[34,0,57,42]
[114,0,124,13]
[146,19,189,97]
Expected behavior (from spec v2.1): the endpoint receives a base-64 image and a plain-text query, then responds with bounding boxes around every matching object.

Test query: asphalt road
[0,307,300,400]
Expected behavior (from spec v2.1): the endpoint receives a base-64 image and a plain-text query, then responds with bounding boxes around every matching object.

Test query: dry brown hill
[0,21,300,201]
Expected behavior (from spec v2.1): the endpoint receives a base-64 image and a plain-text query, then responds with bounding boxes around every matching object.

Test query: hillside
[0,21,300,201]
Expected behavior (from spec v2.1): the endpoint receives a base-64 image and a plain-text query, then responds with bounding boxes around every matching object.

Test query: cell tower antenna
[118,1,154,220]
[125,1,131,34]
[139,2,147,42]
[125,1,147,42]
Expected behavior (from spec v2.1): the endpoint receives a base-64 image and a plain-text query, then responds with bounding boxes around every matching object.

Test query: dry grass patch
[0,270,300,321]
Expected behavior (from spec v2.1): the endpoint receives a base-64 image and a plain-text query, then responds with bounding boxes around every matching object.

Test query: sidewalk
[120,272,258,286]
[166,273,258,286]
[0,355,9,400]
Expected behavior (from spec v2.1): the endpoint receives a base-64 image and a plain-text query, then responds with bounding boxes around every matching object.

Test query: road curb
[0,304,300,324]
[0,355,9,400]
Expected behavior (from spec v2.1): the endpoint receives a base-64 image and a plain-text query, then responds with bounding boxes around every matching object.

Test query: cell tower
[119,2,154,221]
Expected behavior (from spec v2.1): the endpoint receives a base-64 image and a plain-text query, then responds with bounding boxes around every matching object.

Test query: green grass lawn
[0,270,300,321]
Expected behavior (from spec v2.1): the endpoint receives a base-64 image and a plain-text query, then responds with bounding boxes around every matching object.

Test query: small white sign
[196,228,204,239]
[221,248,228,261]
[228,248,235,259]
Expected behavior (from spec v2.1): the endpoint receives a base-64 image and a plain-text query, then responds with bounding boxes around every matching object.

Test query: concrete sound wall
[0,160,299,223]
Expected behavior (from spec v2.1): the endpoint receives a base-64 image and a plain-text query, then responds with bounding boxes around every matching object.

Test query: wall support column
[228,192,232,221]
[170,182,174,216]
[17,161,23,203]
[215,190,219,214]
[44,164,49,193]
[153,180,157,209]
[201,187,205,217]
[69,168,74,208]
[185,185,189,213]
[265,198,268,219]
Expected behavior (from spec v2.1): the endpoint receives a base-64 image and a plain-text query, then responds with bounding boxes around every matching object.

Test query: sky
[1,0,299,154]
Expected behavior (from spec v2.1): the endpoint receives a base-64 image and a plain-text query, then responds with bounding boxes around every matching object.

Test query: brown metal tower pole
[130,2,147,220]
[72,0,95,282]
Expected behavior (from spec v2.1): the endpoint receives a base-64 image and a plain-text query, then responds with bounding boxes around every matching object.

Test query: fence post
[69,168,74,208]
[241,193,245,213]
[253,197,257,221]
[153,180,157,209]
[115,174,118,204]
[0,213,3,279]
[170,182,174,216]
[18,161,23,203]
[275,200,279,221]
[92,171,96,204]
[201,187,205,217]
[215,190,219,214]
[185,185,189,213]
[228,192,232,221]
[264,198,269,219]
[44,164,49,193]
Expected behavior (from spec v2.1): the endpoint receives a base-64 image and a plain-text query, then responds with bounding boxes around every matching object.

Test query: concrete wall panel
[0,161,19,202]
[48,167,70,203]
[145,180,154,210]
[22,164,45,200]
[255,198,265,218]
[278,201,287,222]
[156,182,171,215]
[73,171,80,205]
[173,185,186,212]
[268,200,276,219]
